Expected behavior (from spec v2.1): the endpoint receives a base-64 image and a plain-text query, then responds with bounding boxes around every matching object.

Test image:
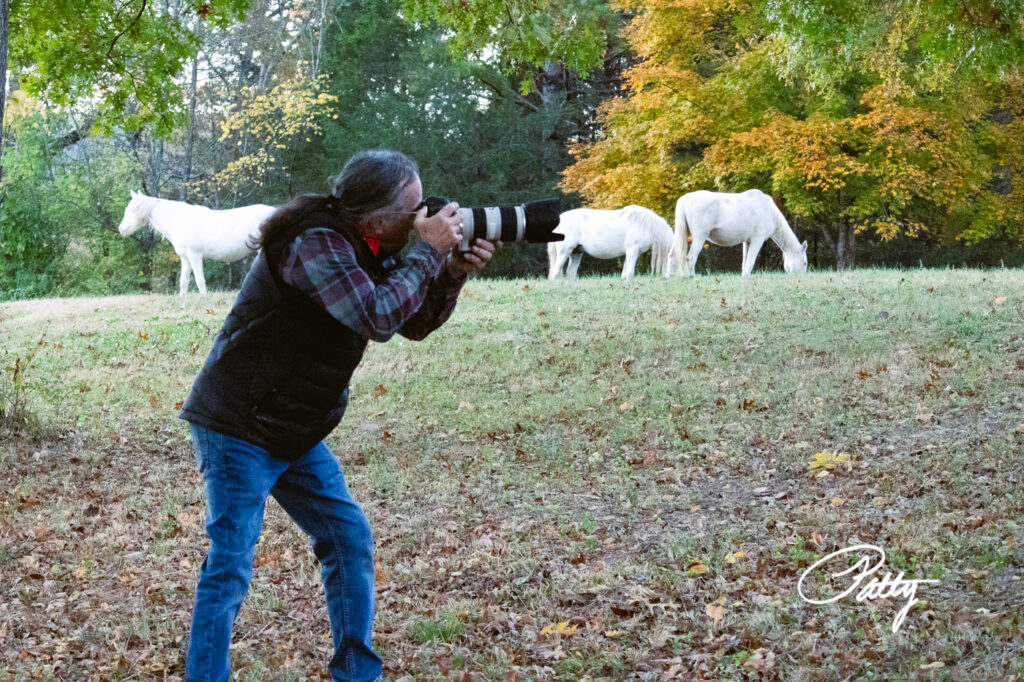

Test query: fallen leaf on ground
[540,621,578,636]
[705,596,727,623]
[808,451,851,476]
[743,648,776,670]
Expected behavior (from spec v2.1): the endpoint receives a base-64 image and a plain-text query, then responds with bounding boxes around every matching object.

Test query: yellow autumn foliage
[206,76,338,201]
[807,451,853,478]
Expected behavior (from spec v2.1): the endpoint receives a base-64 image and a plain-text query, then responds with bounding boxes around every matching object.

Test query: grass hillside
[1,269,1023,681]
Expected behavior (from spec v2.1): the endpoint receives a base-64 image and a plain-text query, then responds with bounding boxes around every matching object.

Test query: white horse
[118,191,276,297]
[547,205,674,280]
[669,189,808,276]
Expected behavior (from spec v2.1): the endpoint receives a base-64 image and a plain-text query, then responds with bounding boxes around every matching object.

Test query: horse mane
[124,193,164,241]
[133,193,161,217]
[621,205,673,275]
[767,199,799,252]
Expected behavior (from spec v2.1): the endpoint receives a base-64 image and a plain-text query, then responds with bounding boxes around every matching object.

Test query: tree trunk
[149,137,164,197]
[835,225,848,269]
[838,220,856,270]
[258,62,273,90]
[0,0,10,189]
[819,224,836,264]
[313,0,327,76]
[820,221,857,270]
[539,60,566,181]
[229,45,257,206]
[182,21,202,200]
[139,136,164,290]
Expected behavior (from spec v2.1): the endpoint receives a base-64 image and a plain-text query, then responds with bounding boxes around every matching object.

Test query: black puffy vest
[179,212,385,460]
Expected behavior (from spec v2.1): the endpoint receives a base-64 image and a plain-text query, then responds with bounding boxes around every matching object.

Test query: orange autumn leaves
[561,0,1024,252]
[703,90,980,241]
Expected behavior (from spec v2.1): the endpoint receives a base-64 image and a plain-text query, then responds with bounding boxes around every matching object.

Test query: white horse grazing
[547,205,674,280]
[118,191,276,297]
[669,189,808,276]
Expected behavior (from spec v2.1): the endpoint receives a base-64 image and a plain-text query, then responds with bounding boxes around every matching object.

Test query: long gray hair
[256,150,419,248]
[329,149,419,216]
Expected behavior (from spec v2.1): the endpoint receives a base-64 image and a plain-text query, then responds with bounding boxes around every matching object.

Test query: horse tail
[673,195,689,276]
[619,206,669,275]
[648,211,673,276]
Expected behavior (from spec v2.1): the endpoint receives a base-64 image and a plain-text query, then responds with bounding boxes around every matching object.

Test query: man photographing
[179,149,498,681]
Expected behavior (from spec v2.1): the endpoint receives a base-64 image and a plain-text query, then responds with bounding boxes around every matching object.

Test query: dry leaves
[705,596,727,624]
[540,621,579,636]
[808,450,852,477]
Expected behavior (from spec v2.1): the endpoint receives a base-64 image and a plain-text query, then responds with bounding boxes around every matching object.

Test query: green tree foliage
[562,0,1024,269]
[0,96,146,299]
[761,0,1024,93]
[400,0,627,184]
[1,0,630,296]
[962,74,1024,246]
[401,0,617,84]
[311,0,549,196]
[306,0,572,275]
[0,106,65,297]
[200,77,339,203]
[1,0,255,296]
[331,0,643,276]
[7,0,250,136]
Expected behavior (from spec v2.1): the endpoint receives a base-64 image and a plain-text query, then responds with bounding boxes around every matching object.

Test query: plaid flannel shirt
[278,227,464,342]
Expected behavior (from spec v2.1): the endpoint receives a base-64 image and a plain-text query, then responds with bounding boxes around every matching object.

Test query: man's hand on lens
[415,201,462,253]
[447,239,500,279]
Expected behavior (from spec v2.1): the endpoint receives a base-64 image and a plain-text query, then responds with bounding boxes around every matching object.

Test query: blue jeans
[185,424,382,682]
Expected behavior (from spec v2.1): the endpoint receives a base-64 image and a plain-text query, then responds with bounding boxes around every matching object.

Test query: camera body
[423,197,563,251]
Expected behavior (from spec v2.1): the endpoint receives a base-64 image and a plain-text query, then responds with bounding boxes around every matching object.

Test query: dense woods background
[2,0,1024,300]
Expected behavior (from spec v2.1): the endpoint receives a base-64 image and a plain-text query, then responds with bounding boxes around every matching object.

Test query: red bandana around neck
[364,236,380,256]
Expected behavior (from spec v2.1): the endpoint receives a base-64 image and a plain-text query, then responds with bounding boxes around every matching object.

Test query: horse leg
[685,238,706,277]
[548,244,570,280]
[742,241,748,267]
[178,256,193,298]
[741,238,766,276]
[622,245,642,278]
[189,253,208,295]
[566,251,583,279]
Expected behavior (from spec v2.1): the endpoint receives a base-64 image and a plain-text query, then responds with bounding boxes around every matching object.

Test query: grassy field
[1,268,1022,681]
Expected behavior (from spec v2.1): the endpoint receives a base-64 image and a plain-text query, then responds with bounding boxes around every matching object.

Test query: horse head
[783,240,809,273]
[118,190,153,236]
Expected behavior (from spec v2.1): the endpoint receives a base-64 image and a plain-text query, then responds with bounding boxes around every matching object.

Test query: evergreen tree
[305,0,612,275]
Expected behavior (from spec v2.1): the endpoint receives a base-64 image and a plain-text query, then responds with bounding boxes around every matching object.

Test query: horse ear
[802,240,808,253]
[131,190,137,198]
